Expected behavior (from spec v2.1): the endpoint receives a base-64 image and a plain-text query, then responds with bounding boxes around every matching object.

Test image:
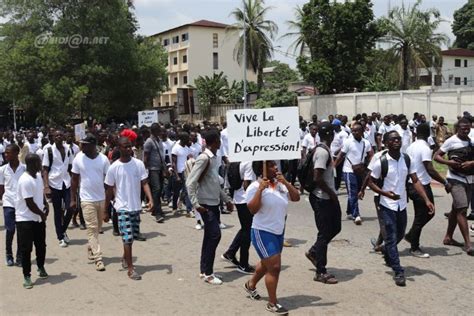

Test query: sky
[133,0,466,68]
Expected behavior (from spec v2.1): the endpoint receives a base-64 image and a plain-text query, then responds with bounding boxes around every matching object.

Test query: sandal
[465,248,474,256]
[244,281,261,300]
[128,269,142,280]
[314,273,338,284]
[443,239,464,247]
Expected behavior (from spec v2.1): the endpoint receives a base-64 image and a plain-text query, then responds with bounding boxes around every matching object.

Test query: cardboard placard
[74,123,86,142]
[138,110,159,127]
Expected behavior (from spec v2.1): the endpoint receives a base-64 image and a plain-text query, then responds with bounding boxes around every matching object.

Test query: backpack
[297,144,331,193]
[46,146,71,172]
[378,152,411,188]
[227,162,242,190]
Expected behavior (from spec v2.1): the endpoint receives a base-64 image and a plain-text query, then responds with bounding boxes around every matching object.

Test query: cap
[331,119,341,126]
[80,133,97,145]
[318,121,334,137]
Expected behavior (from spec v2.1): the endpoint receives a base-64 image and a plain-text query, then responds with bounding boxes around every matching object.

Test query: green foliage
[195,72,229,119]
[280,6,308,57]
[452,0,474,50]
[361,49,398,92]
[379,0,448,90]
[228,0,278,94]
[256,61,298,108]
[0,0,167,126]
[297,0,379,94]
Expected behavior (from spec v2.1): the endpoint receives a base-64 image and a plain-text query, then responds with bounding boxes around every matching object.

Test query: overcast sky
[133,0,465,67]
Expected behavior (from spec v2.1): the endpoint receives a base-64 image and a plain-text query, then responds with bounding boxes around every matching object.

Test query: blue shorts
[251,228,284,259]
[117,210,141,244]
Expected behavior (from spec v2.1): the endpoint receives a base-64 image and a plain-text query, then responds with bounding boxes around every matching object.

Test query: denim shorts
[117,210,141,244]
[251,228,284,259]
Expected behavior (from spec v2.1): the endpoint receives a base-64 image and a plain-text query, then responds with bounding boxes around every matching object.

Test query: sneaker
[63,233,70,244]
[346,214,353,220]
[444,212,450,218]
[128,269,141,280]
[203,274,222,285]
[283,240,292,247]
[79,224,86,230]
[394,273,406,286]
[37,267,48,278]
[410,248,430,258]
[15,258,22,267]
[305,251,317,267]
[23,276,33,289]
[168,201,173,208]
[219,223,227,229]
[221,253,240,267]
[6,255,14,267]
[266,302,288,315]
[186,211,194,218]
[467,213,474,221]
[95,261,106,271]
[354,216,362,225]
[244,281,261,300]
[314,272,338,284]
[221,208,232,214]
[237,265,255,274]
[59,240,68,248]
[87,248,94,261]
[199,273,222,279]
[195,223,203,230]
[156,216,165,223]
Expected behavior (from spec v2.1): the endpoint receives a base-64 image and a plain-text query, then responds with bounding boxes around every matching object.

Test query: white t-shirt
[15,172,45,222]
[26,142,39,155]
[395,126,413,154]
[42,143,74,190]
[189,142,202,159]
[330,130,349,157]
[367,123,377,146]
[302,133,320,151]
[220,128,229,158]
[341,138,371,173]
[162,139,175,165]
[67,143,80,157]
[233,161,256,204]
[406,139,432,185]
[71,152,110,202]
[0,163,26,207]
[440,135,474,184]
[378,123,394,137]
[246,180,289,235]
[371,153,415,212]
[104,158,148,212]
[172,143,190,173]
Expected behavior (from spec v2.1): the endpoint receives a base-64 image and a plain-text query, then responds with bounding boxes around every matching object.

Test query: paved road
[0,187,472,315]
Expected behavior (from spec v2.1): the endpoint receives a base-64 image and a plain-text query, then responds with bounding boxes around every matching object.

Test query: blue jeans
[343,172,362,217]
[149,170,164,218]
[4,207,19,258]
[200,205,221,275]
[381,205,407,274]
[172,173,192,212]
[51,184,72,241]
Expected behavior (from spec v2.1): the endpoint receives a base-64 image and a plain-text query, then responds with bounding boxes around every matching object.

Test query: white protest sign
[138,110,159,127]
[226,107,300,162]
[74,123,86,142]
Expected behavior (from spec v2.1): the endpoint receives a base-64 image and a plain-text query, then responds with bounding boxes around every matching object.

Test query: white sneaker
[168,201,173,208]
[410,249,430,258]
[203,274,223,285]
[219,223,226,229]
[195,223,203,230]
[59,240,68,248]
[63,233,70,244]
[354,216,362,225]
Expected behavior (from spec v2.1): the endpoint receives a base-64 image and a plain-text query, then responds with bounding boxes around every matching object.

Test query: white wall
[298,88,474,124]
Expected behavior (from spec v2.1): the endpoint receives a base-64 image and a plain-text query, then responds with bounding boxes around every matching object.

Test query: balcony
[165,41,189,52]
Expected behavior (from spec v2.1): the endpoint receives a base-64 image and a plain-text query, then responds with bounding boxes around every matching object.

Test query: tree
[228,0,278,95]
[195,72,228,119]
[452,0,474,50]
[224,80,257,104]
[297,0,379,94]
[379,0,449,90]
[255,61,298,108]
[361,49,398,92]
[0,0,167,126]
[280,6,308,57]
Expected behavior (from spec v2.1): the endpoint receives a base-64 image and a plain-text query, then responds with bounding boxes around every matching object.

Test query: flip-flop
[465,248,474,256]
[443,240,464,247]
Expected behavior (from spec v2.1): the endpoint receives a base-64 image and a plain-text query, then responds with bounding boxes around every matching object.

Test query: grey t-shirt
[143,136,165,171]
[311,146,336,200]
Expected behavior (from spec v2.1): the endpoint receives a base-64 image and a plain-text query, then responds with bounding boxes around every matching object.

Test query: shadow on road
[385,266,446,281]
[279,294,338,311]
[326,267,363,282]
[35,272,77,285]
[135,264,173,275]
[144,231,166,239]
[399,247,462,257]
[67,239,88,246]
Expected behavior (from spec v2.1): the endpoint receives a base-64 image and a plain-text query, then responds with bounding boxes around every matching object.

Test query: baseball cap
[80,133,97,145]
[331,119,341,126]
[318,121,333,137]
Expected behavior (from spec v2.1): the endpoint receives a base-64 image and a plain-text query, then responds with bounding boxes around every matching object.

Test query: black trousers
[17,221,46,277]
[200,205,221,276]
[406,184,434,250]
[308,194,341,274]
[225,203,253,268]
[334,158,344,191]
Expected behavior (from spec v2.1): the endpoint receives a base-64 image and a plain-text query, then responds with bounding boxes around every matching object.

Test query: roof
[441,48,474,57]
[150,20,229,37]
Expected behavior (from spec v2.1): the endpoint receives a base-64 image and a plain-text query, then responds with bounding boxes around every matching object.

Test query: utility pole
[243,6,247,109]
[431,55,435,89]
[13,99,17,131]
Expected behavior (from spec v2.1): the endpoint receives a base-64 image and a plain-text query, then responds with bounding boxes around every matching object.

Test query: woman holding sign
[244,161,299,315]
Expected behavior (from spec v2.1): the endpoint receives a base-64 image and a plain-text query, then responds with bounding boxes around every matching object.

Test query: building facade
[150,20,257,114]
[439,48,474,89]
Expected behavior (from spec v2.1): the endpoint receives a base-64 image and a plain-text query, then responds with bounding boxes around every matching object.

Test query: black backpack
[378,152,411,188]
[297,144,331,193]
[227,162,243,190]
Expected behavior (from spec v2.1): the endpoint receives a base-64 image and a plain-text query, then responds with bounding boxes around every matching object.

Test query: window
[465,77,468,85]
[163,38,169,46]
[213,52,218,70]
[465,60,468,67]
[165,102,169,106]
[183,76,188,84]
[454,77,461,85]
[213,33,218,48]
[172,35,179,44]
[455,59,461,67]
[174,77,178,85]
[181,33,189,41]
[173,57,178,65]
[182,55,187,63]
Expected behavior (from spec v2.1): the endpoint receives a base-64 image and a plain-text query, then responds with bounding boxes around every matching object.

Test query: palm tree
[195,72,228,119]
[227,0,278,94]
[380,0,448,90]
[279,5,308,57]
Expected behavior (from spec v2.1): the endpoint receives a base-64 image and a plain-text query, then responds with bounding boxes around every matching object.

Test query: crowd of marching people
[0,110,473,315]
